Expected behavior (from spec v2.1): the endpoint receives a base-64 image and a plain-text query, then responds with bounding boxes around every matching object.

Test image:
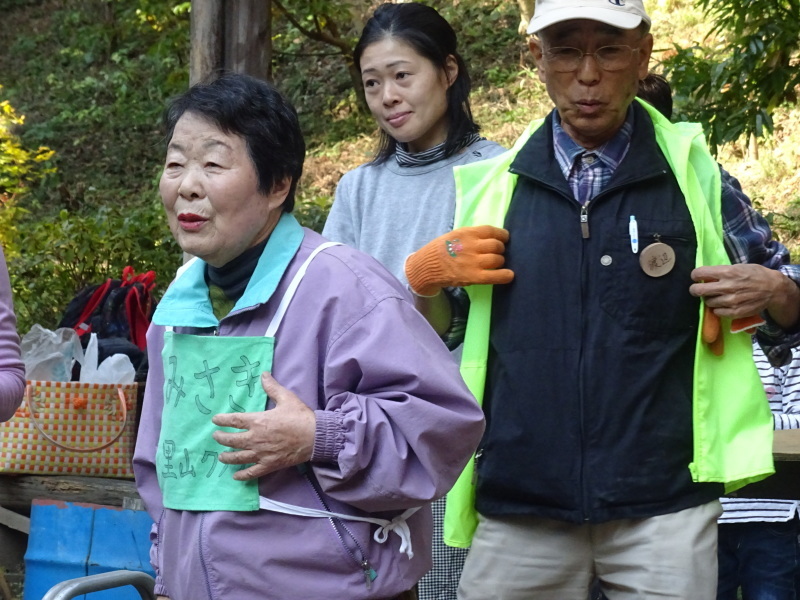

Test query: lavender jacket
[0,247,24,421]
[133,221,484,600]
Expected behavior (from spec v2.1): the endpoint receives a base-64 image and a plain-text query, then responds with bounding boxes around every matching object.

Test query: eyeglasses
[543,45,640,73]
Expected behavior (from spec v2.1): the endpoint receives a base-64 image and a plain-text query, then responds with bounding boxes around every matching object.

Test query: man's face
[530,19,653,149]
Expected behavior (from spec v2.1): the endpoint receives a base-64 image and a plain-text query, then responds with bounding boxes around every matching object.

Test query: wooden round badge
[639,242,676,278]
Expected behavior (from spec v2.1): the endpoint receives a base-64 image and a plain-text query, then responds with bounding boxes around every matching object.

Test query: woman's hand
[211,371,316,480]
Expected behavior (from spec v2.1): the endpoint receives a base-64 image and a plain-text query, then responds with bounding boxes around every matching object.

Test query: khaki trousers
[458,501,722,600]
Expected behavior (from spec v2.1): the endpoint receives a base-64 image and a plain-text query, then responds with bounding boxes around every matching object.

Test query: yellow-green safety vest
[443,100,774,548]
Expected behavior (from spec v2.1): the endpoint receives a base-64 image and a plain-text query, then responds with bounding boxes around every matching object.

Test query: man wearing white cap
[399,0,800,598]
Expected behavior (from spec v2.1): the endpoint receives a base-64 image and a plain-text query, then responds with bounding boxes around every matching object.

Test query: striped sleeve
[718,342,800,523]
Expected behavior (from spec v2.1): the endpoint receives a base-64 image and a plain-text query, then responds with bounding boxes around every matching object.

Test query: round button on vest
[600,255,613,266]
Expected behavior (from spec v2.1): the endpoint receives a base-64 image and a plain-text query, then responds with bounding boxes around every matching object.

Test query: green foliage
[5,198,181,334]
[435,0,523,88]
[294,193,333,234]
[0,0,189,333]
[4,0,190,211]
[663,0,800,152]
[0,88,55,196]
[0,196,30,263]
[0,89,55,288]
[272,0,367,113]
[755,196,800,262]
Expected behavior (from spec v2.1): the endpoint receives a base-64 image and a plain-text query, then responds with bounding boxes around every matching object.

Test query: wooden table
[727,429,800,499]
[772,429,800,461]
[0,475,140,512]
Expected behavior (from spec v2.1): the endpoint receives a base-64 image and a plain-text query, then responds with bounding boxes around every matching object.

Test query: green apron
[156,331,272,511]
[156,241,336,512]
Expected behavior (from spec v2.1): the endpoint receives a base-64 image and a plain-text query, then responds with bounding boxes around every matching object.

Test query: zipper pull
[362,560,377,590]
[580,202,591,239]
[471,449,484,485]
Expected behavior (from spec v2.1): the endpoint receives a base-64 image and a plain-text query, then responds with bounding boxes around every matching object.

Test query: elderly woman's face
[159,112,288,268]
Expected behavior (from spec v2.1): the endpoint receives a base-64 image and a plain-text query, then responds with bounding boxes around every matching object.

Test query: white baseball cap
[527,0,651,35]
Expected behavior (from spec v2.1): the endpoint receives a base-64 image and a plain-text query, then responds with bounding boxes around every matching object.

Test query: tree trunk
[189,0,272,84]
[517,0,535,35]
[348,60,368,113]
[224,0,272,81]
[0,475,139,511]
[749,132,759,160]
[190,0,225,85]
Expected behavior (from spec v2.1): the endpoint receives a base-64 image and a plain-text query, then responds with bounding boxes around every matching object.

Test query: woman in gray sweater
[322,4,504,599]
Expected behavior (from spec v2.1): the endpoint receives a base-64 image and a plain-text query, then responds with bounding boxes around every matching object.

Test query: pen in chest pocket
[629,215,639,254]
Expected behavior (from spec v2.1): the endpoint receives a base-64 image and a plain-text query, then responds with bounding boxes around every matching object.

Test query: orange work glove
[404,225,515,297]
[702,305,766,356]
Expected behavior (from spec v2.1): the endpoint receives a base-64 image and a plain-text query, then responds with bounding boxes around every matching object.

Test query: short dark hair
[637,72,673,121]
[162,73,305,212]
[354,2,479,164]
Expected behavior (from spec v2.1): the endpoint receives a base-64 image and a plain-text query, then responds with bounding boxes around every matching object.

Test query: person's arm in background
[771,345,800,430]
[412,287,471,352]
[410,288,451,336]
[0,246,25,421]
[132,323,170,599]
[690,168,800,365]
[405,225,513,343]
[321,172,360,248]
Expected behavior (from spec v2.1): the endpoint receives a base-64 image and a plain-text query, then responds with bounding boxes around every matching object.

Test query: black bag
[58,267,157,369]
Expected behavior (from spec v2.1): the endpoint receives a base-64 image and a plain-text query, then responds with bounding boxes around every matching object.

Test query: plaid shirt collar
[552,106,635,180]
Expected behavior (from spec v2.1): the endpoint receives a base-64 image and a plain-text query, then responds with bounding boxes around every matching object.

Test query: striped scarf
[394,132,482,167]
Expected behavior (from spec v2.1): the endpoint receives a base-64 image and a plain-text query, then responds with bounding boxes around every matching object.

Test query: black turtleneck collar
[205,237,269,301]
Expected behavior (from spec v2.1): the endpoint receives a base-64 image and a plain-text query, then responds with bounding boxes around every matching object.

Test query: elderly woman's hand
[211,371,316,480]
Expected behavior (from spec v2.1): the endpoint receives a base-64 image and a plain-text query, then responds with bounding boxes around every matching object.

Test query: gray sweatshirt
[323,139,506,282]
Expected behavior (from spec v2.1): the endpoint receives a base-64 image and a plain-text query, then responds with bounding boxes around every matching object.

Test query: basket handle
[24,384,129,452]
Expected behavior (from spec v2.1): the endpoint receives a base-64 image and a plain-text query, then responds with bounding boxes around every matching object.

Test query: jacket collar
[510,102,671,198]
[152,213,304,328]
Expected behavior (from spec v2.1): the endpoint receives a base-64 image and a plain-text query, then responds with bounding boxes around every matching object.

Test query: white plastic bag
[79,333,135,384]
[21,324,84,381]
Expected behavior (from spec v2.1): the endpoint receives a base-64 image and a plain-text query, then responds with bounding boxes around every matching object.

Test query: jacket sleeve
[311,295,485,513]
[720,166,793,270]
[132,323,169,597]
[0,247,25,422]
[773,347,800,430]
[719,166,800,365]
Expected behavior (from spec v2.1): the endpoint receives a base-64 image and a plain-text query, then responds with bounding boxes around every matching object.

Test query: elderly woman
[132,73,484,600]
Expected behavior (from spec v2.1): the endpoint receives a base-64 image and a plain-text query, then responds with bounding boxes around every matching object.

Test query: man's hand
[212,372,316,481]
[690,264,800,330]
[405,225,514,297]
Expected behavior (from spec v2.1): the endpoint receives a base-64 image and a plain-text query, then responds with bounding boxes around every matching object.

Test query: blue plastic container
[86,507,154,599]
[23,501,93,600]
[23,500,154,600]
